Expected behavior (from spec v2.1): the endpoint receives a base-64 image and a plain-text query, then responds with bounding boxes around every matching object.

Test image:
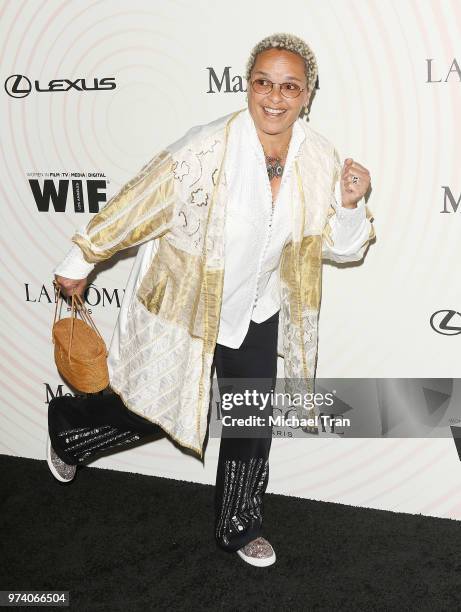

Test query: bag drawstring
[52,281,105,361]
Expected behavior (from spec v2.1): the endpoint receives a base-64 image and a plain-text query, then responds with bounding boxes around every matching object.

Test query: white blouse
[54,108,370,350]
[216,109,368,348]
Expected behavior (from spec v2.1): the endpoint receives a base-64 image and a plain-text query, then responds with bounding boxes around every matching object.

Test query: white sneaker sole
[46,435,75,483]
[236,548,276,567]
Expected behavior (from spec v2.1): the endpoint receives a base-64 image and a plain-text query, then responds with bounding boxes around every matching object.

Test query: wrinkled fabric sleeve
[322,149,376,263]
[53,149,175,277]
[53,243,96,279]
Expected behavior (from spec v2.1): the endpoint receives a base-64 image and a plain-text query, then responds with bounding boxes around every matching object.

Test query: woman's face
[247,48,310,138]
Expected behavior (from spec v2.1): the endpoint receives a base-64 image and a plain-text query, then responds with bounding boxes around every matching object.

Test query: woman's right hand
[54,275,87,298]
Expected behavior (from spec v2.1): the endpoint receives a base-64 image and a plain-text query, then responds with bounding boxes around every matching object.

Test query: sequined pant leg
[48,392,161,466]
[213,311,279,552]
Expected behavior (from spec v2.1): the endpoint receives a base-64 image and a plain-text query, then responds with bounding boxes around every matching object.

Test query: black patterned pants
[48,311,279,552]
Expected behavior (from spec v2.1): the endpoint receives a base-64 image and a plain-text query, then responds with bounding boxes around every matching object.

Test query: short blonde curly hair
[245,32,318,93]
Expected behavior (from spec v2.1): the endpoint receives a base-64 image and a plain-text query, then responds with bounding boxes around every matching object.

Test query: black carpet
[1,454,461,611]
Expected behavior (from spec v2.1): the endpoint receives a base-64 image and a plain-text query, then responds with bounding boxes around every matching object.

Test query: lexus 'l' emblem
[4,74,32,98]
[430,310,461,336]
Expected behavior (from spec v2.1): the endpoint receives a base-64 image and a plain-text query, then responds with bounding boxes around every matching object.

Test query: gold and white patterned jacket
[71,107,375,457]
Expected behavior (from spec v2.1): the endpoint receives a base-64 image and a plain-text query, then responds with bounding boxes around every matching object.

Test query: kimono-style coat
[72,107,375,457]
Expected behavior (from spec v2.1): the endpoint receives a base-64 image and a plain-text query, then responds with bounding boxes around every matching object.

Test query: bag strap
[69,296,76,360]
[52,281,64,340]
[71,293,104,341]
[67,293,103,360]
[52,281,104,360]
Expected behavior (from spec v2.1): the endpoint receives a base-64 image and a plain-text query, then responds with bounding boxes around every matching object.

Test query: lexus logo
[5,74,32,98]
[4,74,116,98]
[430,310,461,335]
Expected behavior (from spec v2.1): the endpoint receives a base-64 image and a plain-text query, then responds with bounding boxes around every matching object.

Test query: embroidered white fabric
[53,110,370,294]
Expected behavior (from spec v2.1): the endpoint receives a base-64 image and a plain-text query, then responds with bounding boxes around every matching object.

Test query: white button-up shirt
[54,109,370,350]
[216,108,302,347]
[216,108,369,348]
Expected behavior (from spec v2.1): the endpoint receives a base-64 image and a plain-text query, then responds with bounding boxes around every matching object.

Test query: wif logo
[28,172,108,213]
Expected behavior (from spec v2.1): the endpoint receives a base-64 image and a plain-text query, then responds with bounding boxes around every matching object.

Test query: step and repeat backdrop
[1,0,460,519]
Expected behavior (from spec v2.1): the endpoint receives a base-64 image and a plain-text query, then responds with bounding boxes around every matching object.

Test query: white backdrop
[1,0,460,520]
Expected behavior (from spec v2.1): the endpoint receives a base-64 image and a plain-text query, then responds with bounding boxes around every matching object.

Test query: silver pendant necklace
[263,145,289,182]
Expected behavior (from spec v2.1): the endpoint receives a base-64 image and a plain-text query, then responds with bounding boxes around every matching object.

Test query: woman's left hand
[340,158,371,208]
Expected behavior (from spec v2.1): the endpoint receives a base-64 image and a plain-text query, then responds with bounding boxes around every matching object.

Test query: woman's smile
[262,106,287,117]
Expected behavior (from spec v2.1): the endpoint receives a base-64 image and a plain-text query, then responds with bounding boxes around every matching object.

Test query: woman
[48,32,375,567]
